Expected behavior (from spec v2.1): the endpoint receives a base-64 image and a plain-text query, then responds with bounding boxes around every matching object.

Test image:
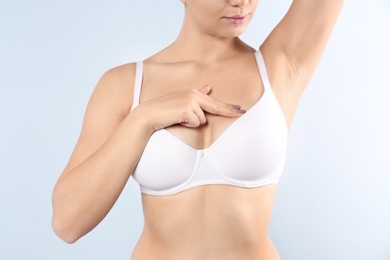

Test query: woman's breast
[132,96,288,196]
[133,184,279,259]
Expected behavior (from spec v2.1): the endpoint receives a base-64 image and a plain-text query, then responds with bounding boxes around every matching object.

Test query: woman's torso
[132,185,280,259]
[130,44,294,259]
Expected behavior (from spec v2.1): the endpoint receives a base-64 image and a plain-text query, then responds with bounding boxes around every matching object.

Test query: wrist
[125,105,155,136]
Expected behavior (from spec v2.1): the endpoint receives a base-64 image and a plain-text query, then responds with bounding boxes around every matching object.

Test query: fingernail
[238,109,246,114]
[232,104,241,110]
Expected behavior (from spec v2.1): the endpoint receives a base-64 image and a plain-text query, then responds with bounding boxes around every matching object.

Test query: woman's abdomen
[131,184,279,259]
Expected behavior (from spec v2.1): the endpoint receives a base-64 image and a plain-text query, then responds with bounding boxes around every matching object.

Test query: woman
[52,0,344,259]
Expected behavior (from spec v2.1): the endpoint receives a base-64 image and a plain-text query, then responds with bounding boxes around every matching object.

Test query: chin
[219,28,247,38]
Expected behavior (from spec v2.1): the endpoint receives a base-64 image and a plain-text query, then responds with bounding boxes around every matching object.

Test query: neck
[167,19,248,63]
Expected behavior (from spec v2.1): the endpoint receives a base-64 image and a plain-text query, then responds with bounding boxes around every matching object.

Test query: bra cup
[133,94,288,194]
[132,130,197,191]
[210,97,288,184]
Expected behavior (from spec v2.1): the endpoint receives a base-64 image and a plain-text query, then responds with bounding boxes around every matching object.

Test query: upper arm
[60,63,136,178]
[262,0,344,88]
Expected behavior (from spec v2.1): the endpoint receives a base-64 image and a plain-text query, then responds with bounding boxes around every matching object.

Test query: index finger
[197,92,246,118]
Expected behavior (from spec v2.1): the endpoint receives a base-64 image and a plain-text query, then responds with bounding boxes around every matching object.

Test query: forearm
[52,108,153,243]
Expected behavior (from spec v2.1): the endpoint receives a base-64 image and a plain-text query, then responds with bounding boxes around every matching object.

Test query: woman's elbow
[51,205,84,244]
[51,213,82,244]
[51,179,83,243]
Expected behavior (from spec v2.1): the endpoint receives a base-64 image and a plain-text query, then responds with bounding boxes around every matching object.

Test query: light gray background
[1,0,389,259]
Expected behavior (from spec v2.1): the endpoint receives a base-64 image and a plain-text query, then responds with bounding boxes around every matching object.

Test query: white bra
[130,50,288,196]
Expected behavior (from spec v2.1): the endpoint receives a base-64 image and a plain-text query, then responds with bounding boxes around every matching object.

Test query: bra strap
[255,50,272,91]
[131,61,143,111]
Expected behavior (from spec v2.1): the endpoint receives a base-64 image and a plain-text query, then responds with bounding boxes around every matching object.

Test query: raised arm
[261,0,345,89]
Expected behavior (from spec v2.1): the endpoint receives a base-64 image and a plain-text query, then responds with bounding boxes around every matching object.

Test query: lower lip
[223,15,248,25]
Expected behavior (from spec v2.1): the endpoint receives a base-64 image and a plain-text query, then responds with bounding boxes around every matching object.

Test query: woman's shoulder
[102,62,138,98]
[101,62,137,89]
[87,62,138,118]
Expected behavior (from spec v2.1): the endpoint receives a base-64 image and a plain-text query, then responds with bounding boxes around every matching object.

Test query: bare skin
[132,42,280,259]
[135,185,279,259]
[52,0,344,259]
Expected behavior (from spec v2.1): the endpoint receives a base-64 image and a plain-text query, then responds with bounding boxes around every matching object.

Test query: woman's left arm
[261,0,345,89]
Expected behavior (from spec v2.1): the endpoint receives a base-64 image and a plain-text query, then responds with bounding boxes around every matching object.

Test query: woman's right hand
[132,85,246,131]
